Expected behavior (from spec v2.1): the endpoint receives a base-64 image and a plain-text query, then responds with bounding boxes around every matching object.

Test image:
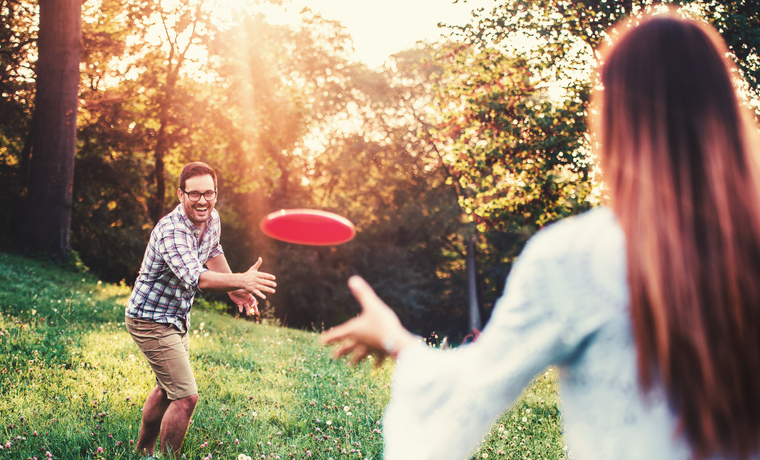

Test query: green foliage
[436,0,760,234]
[0,0,36,244]
[205,11,356,203]
[73,85,154,280]
[0,251,565,460]
[689,0,760,107]
[432,43,594,233]
[71,152,152,283]
[0,0,36,157]
[428,0,760,320]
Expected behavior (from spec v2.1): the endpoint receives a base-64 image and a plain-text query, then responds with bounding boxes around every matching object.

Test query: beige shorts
[125,316,198,400]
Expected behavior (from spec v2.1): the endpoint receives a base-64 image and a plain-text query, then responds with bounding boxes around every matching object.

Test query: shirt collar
[175,204,205,236]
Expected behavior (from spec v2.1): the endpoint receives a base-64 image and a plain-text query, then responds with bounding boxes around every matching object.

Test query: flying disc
[260,209,356,246]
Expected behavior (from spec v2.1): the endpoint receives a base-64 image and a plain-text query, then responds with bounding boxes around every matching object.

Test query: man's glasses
[182,190,217,202]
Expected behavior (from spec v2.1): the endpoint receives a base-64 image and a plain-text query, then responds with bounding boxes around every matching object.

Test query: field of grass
[0,252,566,460]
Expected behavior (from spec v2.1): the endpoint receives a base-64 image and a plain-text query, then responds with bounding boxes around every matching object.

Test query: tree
[433,0,760,232]
[432,43,594,233]
[427,0,760,327]
[202,20,475,335]
[696,0,760,110]
[287,46,472,336]
[196,9,359,267]
[20,0,82,259]
[146,0,217,222]
[71,0,225,278]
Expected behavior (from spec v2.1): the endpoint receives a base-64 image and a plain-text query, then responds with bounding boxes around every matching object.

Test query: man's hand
[229,289,259,316]
[200,255,277,300]
[241,257,277,299]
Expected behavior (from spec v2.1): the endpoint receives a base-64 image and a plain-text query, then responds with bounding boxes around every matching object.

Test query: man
[125,162,276,459]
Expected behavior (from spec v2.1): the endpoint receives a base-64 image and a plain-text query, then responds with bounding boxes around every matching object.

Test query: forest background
[0,0,757,340]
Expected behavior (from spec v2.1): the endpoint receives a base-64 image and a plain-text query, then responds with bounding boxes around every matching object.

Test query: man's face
[178,174,216,227]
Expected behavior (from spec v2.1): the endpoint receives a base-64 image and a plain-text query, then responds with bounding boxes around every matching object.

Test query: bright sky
[257,0,488,68]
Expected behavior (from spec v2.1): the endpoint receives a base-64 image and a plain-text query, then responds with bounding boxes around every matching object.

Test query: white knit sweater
[384,207,693,460]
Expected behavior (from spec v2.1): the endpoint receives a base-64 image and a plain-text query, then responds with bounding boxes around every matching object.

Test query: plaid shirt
[126,204,224,332]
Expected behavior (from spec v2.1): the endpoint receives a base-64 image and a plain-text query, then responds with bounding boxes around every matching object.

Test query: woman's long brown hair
[596,13,760,460]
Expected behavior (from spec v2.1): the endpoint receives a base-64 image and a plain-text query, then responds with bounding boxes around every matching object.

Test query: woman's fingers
[330,340,379,366]
[350,344,369,364]
[321,318,357,345]
[320,276,402,366]
[333,339,358,359]
[348,276,384,311]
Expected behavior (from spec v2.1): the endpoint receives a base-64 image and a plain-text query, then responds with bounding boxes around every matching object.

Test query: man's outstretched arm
[200,255,276,304]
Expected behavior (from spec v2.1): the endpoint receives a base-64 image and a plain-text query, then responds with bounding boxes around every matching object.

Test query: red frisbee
[260,209,356,246]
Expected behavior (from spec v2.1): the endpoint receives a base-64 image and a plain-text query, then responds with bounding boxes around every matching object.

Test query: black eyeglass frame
[181,189,217,202]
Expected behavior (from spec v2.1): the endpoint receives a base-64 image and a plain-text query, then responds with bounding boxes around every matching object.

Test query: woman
[322,12,760,460]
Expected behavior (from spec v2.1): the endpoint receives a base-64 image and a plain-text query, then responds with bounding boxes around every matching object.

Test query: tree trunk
[150,69,175,223]
[151,121,168,223]
[21,0,82,259]
[150,52,179,223]
[466,234,481,332]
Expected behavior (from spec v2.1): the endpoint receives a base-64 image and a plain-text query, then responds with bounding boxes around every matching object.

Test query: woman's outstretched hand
[321,276,416,366]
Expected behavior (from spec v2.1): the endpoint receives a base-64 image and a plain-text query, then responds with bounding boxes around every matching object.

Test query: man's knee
[176,394,198,412]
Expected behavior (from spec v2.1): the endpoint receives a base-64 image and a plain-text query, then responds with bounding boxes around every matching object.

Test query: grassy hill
[0,252,565,460]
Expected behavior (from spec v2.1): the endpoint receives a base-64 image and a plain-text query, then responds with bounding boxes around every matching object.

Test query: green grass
[0,252,566,459]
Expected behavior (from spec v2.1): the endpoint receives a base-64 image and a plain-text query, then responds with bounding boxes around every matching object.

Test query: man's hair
[595,12,760,460]
[179,162,217,191]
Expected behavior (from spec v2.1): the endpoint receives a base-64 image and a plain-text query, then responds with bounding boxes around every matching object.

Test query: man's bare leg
[160,394,199,459]
[136,385,171,456]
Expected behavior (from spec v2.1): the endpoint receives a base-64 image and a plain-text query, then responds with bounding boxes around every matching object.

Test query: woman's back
[538,207,691,459]
[598,14,760,458]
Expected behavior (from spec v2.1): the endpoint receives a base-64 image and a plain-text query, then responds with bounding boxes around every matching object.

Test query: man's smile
[180,174,217,226]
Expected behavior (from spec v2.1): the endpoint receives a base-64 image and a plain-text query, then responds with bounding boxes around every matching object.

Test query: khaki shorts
[125,316,198,400]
